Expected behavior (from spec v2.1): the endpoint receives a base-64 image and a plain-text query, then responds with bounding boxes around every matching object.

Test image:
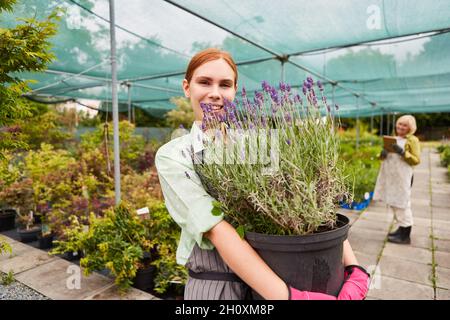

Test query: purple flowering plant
[193,78,351,235]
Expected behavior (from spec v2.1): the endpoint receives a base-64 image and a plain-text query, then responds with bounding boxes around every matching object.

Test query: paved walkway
[340,147,450,300]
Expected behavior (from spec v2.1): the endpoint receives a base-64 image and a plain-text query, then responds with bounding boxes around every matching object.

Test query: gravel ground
[0,272,51,300]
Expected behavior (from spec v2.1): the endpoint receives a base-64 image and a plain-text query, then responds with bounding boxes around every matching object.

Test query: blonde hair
[396,115,417,135]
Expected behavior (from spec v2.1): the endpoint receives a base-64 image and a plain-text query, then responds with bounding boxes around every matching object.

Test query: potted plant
[194,78,352,298]
[17,210,41,243]
[37,223,54,249]
[50,215,85,260]
[0,178,41,243]
[51,203,155,291]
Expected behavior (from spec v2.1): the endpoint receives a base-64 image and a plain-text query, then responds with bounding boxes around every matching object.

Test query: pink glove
[337,265,370,300]
[288,265,370,300]
[289,286,336,300]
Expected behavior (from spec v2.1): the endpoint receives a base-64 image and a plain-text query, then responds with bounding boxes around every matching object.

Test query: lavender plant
[193,77,351,235]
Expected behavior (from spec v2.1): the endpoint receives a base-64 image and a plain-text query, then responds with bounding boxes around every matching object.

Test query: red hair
[185,48,238,86]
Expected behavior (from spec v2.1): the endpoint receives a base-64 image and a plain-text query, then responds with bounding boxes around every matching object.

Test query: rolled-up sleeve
[155,143,224,255]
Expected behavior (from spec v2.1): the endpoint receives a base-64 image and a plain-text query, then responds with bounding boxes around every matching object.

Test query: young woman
[155,48,369,300]
[374,115,421,244]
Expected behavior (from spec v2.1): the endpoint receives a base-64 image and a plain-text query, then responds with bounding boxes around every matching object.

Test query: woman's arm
[343,239,359,266]
[404,136,421,166]
[205,220,289,300]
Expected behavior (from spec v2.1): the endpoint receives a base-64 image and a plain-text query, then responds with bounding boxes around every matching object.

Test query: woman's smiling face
[396,119,410,137]
[183,58,237,122]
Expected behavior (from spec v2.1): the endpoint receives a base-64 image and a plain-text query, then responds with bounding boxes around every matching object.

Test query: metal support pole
[380,112,384,136]
[370,112,374,134]
[356,96,360,150]
[392,112,396,134]
[387,112,390,135]
[109,0,121,205]
[281,60,285,82]
[331,84,336,125]
[127,83,132,123]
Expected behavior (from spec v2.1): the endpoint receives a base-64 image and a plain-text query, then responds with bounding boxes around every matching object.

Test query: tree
[165,97,194,129]
[0,0,60,158]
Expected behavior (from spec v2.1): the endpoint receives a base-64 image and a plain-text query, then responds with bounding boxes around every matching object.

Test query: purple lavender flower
[279,82,288,92]
[302,86,307,95]
[272,103,279,114]
[286,139,291,146]
[242,86,247,97]
[294,94,302,104]
[317,80,324,91]
[261,80,271,93]
[179,124,185,129]
[286,83,291,92]
[307,76,314,84]
[285,112,292,124]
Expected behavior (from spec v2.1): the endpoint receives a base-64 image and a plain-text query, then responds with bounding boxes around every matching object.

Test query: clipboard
[383,135,397,152]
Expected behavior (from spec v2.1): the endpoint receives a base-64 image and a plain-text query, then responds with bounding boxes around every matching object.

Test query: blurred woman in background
[374,115,421,244]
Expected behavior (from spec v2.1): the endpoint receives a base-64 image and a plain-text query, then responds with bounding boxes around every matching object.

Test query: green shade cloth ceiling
[2,0,450,118]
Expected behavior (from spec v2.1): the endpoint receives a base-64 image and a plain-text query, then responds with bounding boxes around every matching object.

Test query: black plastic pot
[132,264,156,292]
[245,213,350,299]
[38,234,54,249]
[33,214,42,225]
[17,226,41,243]
[0,209,16,231]
[64,250,84,261]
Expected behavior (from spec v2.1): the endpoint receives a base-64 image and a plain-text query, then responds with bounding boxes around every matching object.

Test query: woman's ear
[182,79,190,98]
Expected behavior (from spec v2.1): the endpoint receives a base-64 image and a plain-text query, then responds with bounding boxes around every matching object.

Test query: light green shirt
[155,122,224,265]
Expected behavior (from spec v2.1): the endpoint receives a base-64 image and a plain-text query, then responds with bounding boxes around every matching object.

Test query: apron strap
[189,270,244,283]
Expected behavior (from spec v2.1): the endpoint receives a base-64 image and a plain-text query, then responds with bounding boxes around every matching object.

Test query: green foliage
[0,0,16,13]
[50,215,86,254]
[80,121,145,169]
[18,106,73,150]
[339,128,382,202]
[0,151,22,187]
[165,97,195,129]
[0,1,60,157]
[0,236,12,256]
[438,145,450,167]
[52,203,153,291]
[0,270,15,286]
[49,201,185,293]
[24,143,76,216]
[437,144,450,177]
[141,200,187,294]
